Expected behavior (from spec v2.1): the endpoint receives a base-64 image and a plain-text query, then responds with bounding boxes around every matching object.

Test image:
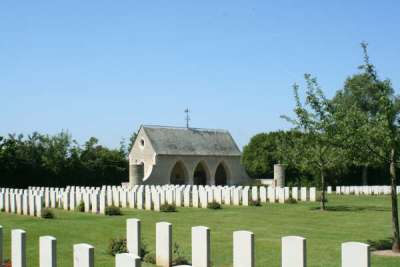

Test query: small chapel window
[140,139,145,147]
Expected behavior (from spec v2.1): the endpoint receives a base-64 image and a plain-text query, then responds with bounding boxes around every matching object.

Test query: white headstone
[192,226,210,267]
[156,222,172,267]
[233,231,254,267]
[127,219,141,257]
[341,242,370,267]
[281,236,306,267]
[0,225,3,264]
[73,243,94,267]
[40,236,57,267]
[12,229,26,267]
[115,253,141,267]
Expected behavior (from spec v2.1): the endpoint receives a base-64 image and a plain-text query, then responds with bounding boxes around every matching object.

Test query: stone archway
[215,162,230,185]
[170,161,189,185]
[193,161,210,185]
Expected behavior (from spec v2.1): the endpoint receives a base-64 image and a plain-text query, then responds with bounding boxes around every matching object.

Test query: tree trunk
[390,148,400,252]
[362,165,368,185]
[320,167,326,211]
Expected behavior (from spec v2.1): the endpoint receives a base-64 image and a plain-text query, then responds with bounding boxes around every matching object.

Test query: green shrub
[367,237,393,251]
[76,201,85,212]
[160,204,176,212]
[108,237,127,256]
[143,252,156,264]
[105,206,122,216]
[287,197,298,204]
[0,208,5,212]
[41,208,55,219]
[249,199,261,207]
[207,202,222,209]
[172,242,190,265]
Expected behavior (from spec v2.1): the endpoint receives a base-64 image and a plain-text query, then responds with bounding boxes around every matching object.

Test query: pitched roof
[141,125,241,156]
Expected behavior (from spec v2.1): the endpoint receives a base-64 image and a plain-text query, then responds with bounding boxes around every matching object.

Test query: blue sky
[1,1,399,149]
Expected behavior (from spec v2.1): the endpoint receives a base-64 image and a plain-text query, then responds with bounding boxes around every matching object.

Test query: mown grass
[0,195,399,266]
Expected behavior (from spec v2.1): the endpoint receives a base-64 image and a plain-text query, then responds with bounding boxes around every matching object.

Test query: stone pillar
[281,236,306,267]
[130,164,144,185]
[342,242,370,267]
[192,226,210,267]
[156,222,172,267]
[127,219,141,257]
[233,231,254,267]
[116,253,141,267]
[274,164,286,187]
[12,229,26,267]
[40,236,57,267]
[73,243,94,267]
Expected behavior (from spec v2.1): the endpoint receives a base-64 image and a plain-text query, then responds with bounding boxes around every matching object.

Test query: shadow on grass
[309,205,390,212]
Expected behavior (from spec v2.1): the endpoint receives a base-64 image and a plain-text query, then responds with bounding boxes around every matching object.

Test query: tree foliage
[0,132,128,187]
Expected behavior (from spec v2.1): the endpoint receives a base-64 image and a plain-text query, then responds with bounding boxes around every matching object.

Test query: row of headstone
[0,189,43,217]
[327,185,400,195]
[1,185,317,215]
[0,219,370,267]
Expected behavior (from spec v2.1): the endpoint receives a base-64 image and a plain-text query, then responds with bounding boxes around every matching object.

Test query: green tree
[332,42,387,184]
[333,44,400,252]
[283,75,344,210]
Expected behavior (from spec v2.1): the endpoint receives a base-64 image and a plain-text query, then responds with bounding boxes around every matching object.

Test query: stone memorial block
[116,253,141,267]
[233,189,241,206]
[127,219,141,257]
[84,194,90,213]
[16,194,22,215]
[278,188,286,204]
[0,193,4,211]
[22,194,29,215]
[192,190,199,208]
[91,194,99,214]
[145,191,152,211]
[260,187,267,203]
[73,243,94,267]
[242,189,250,206]
[29,196,36,216]
[5,193,10,213]
[107,189,113,207]
[281,236,306,267]
[121,191,128,208]
[63,193,69,211]
[36,195,43,217]
[10,194,16,213]
[192,226,210,267]
[224,189,232,205]
[156,222,172,267]
[268,187,276,203]
[233,231,254,267]
[50,191,56,208]
[291,187,299,201]
[175,190,183,207]
[40,236,56,267]
[200,191,208,209]
[137,190,144,210]
[251,187,258,202]
[341,242,370,267]
[70,192,76,211]
[214,189,223,205]
[300,187,308,202]
[284,187,290,200]
[12,229,26,267]
[327,186,332,194]
[309,188,316,202]
[99,193,106,215]
[154,193,161,211]
[129,191,136,209]
[183,190,191,207]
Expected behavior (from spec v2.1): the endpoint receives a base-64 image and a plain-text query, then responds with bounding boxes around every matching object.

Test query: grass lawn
[0,195,400,267]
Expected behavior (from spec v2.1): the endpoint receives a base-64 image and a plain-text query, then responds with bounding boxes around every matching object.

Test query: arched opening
[215,162,229,185]
[170,161,188,185]
[193,162,209,185]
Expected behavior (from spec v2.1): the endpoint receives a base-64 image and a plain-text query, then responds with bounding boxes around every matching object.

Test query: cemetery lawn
[1,195,400,267]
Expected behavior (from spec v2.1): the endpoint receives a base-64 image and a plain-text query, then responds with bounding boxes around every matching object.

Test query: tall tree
[332,42,386,184]
[333,43,400,252]
[283,75,344,210]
